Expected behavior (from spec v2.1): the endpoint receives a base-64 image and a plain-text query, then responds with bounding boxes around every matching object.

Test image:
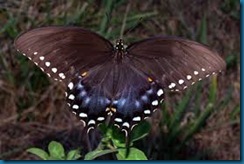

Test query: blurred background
[0,0,240,160]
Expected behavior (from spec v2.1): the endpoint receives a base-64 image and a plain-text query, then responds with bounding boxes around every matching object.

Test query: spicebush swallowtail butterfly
[14,26,226,136]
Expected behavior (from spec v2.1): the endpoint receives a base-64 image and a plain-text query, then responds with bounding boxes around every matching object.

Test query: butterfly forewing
[14,27,113,84]
[127,37,226,91]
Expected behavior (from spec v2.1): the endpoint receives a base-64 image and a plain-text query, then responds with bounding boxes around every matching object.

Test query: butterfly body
[113,39,127,63]
[14,26,226,135]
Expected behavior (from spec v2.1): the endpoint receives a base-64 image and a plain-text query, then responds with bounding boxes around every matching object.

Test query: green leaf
[27,148,49,160]
[168,89,192,143]
[98,123,109,135]
[209,76,217,103]
[48,141,65,160]
[109,121,151,148]
[230,105,240,120]
[66,149,81,160]
[116,148,147,160]
[111,126,126,148]
[225,54,238,69]
[99,0,114,36]
[131,121,151,142]
[84,149,117,160]
[198,13,207,44]
[99,124,126,148]
[181,103,214,148]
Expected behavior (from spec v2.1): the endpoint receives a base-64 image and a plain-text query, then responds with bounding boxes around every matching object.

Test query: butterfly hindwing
[65,58,164,134]
[110,61,164,134]
[66,61,114,131]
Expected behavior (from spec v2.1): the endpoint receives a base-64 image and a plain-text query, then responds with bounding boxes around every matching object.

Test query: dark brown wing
[127,37,226,91]
[14,26,113,85]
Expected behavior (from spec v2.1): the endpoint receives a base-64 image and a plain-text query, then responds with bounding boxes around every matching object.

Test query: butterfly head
[115,39,125,51]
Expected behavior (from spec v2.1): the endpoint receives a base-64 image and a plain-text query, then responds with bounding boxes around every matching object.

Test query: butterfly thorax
[114,39,126,63]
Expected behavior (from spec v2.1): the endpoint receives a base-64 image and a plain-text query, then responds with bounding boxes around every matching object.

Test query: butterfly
[14,26,226,137]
